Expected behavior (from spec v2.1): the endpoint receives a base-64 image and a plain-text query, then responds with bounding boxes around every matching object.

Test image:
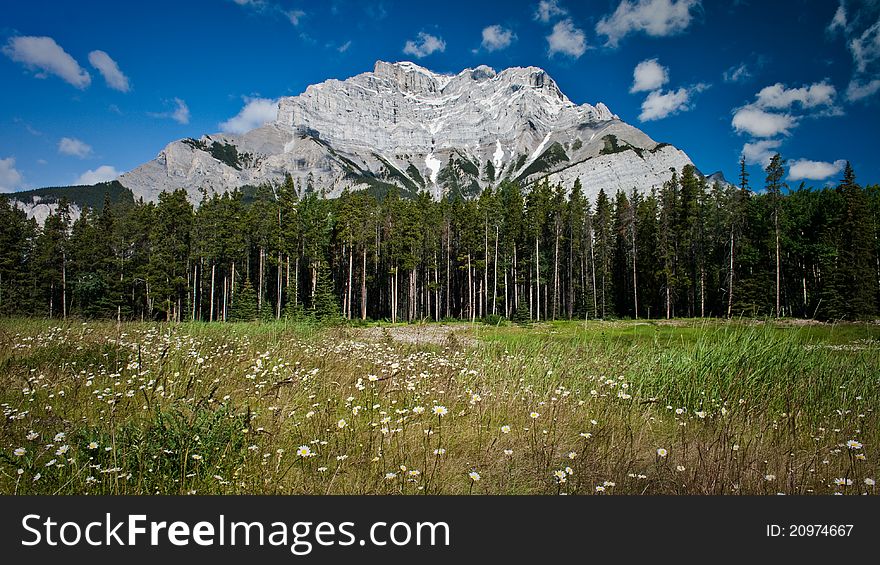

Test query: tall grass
[0,318,876,495]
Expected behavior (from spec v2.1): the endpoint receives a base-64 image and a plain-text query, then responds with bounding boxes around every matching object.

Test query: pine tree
[765,154,786,317]
[229,279,259,322]
[311,261,341,323]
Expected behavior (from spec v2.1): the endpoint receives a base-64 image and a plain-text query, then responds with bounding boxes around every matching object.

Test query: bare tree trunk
[210,263,216,322]
[493,225,499,316]
[535,235,540,322]
[513,246,518,313]
[361,248,367,320]
[347,245,354,320]
[276,252,282,319]
[727,231,735,318]
[775,216,781,318]
[223,275,228,322]
[553,230,559,320]
[258,246,264,313]
[192,262,198,321]
[62,251,67,320]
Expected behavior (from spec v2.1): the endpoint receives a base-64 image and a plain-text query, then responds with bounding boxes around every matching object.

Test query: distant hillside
[8,181,134,211]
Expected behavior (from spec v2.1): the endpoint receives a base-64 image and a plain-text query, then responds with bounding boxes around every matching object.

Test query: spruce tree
[229,279,259,322]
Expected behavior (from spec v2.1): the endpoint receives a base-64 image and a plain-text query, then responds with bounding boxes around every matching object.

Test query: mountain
[118,61,696,204]
[10,61,707,221]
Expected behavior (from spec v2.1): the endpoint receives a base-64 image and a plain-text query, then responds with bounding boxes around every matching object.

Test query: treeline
[0,156,878,323]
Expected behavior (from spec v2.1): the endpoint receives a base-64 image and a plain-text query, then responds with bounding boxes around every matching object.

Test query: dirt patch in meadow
[356,324,477,347]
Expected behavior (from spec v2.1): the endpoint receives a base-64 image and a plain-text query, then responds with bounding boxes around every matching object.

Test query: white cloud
[788,159,846,181]
[2,36,90,89]
[547,19,588,58]
[596,0,701,47]
[58,137,93,158]
[846,77,880,101]
[88,50,130,92]
[732,107,796,137]
[0,157,23,193]
[219,97,278,134]
[741,139,782,167]
[171,99,190,124]
[828,3,847,35]
[481,25,516,52]
[151,98,190,124]
[638,83,707,121]
[754,81,837,110]
[76,165,121,185]
[723,62,750,83]
[534,0,567,23]
[287,10,305,26]
[630,58,668,93]
[337,40,352,53]
[849,18,880,73]
[403,32,446,58]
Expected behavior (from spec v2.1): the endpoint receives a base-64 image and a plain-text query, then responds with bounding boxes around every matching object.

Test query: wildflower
[55,445,69,456]
[864,478,875,486]
[553,470,567,483]
[54,432,65,442]
[595,485,605,492]
[565,467,574,475]
[17,468,24,475]
[385,472,397,481]
[833,478,853,486]
[470,393,482,403]
[468,471,481,481]
[529,412,540,419]
[656,448,668,458]
[579,432,592,439]
[87,441,98,450]
[45,459,57,467]
[191,454,203,461]
[33,473,41,482]
[26,431,38,441]
[676,465,686,472]
[337,419,347,429]
[764,474,776,481]
[732,444,740,451]
[14,447,26,457]
[675,408,684,415]
[500,425,511,434]
[196,357,204,365]
[568,451,578,460]
[846,440,863,450]
[695,410,707,419]
[432,405,448,417]
[503,449,513,456]
[296,445,312,458]
[412,406,425,414]
[433,448,446,456]
[247,444,259,452]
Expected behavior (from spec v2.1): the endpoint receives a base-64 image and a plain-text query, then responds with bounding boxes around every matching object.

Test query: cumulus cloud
[534,0,567,23]
[547,19,588,58]
[2,36,90,89]
[732,107,796,138]
[403,32,446,58]
[58,137,93,158]
[741,139,782,167]
[754,81,838,110]
[0,157,23,193]
[481,25,516,52]
[76,165,121,185]
[846,77,880,101]
[639,83,708,121]
[596,0,701,47]
[788,159,846,181]
[219,97,278,134]
[732,80,839,139]
[723,62,750,83]
[631,58,668,93]
[88,50,130,92]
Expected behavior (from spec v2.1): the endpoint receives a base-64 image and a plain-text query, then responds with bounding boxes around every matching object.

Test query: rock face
[118,61,697,204]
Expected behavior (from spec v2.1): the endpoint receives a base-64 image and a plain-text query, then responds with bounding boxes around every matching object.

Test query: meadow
[0,317,877,495]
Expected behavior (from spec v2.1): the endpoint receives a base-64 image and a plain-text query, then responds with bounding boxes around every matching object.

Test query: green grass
[0,318,876,495]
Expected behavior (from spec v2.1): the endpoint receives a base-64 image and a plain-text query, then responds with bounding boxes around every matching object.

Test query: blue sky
[1,0,879,193]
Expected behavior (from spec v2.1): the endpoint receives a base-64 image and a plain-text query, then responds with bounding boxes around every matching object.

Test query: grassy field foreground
[0,318,877,495]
